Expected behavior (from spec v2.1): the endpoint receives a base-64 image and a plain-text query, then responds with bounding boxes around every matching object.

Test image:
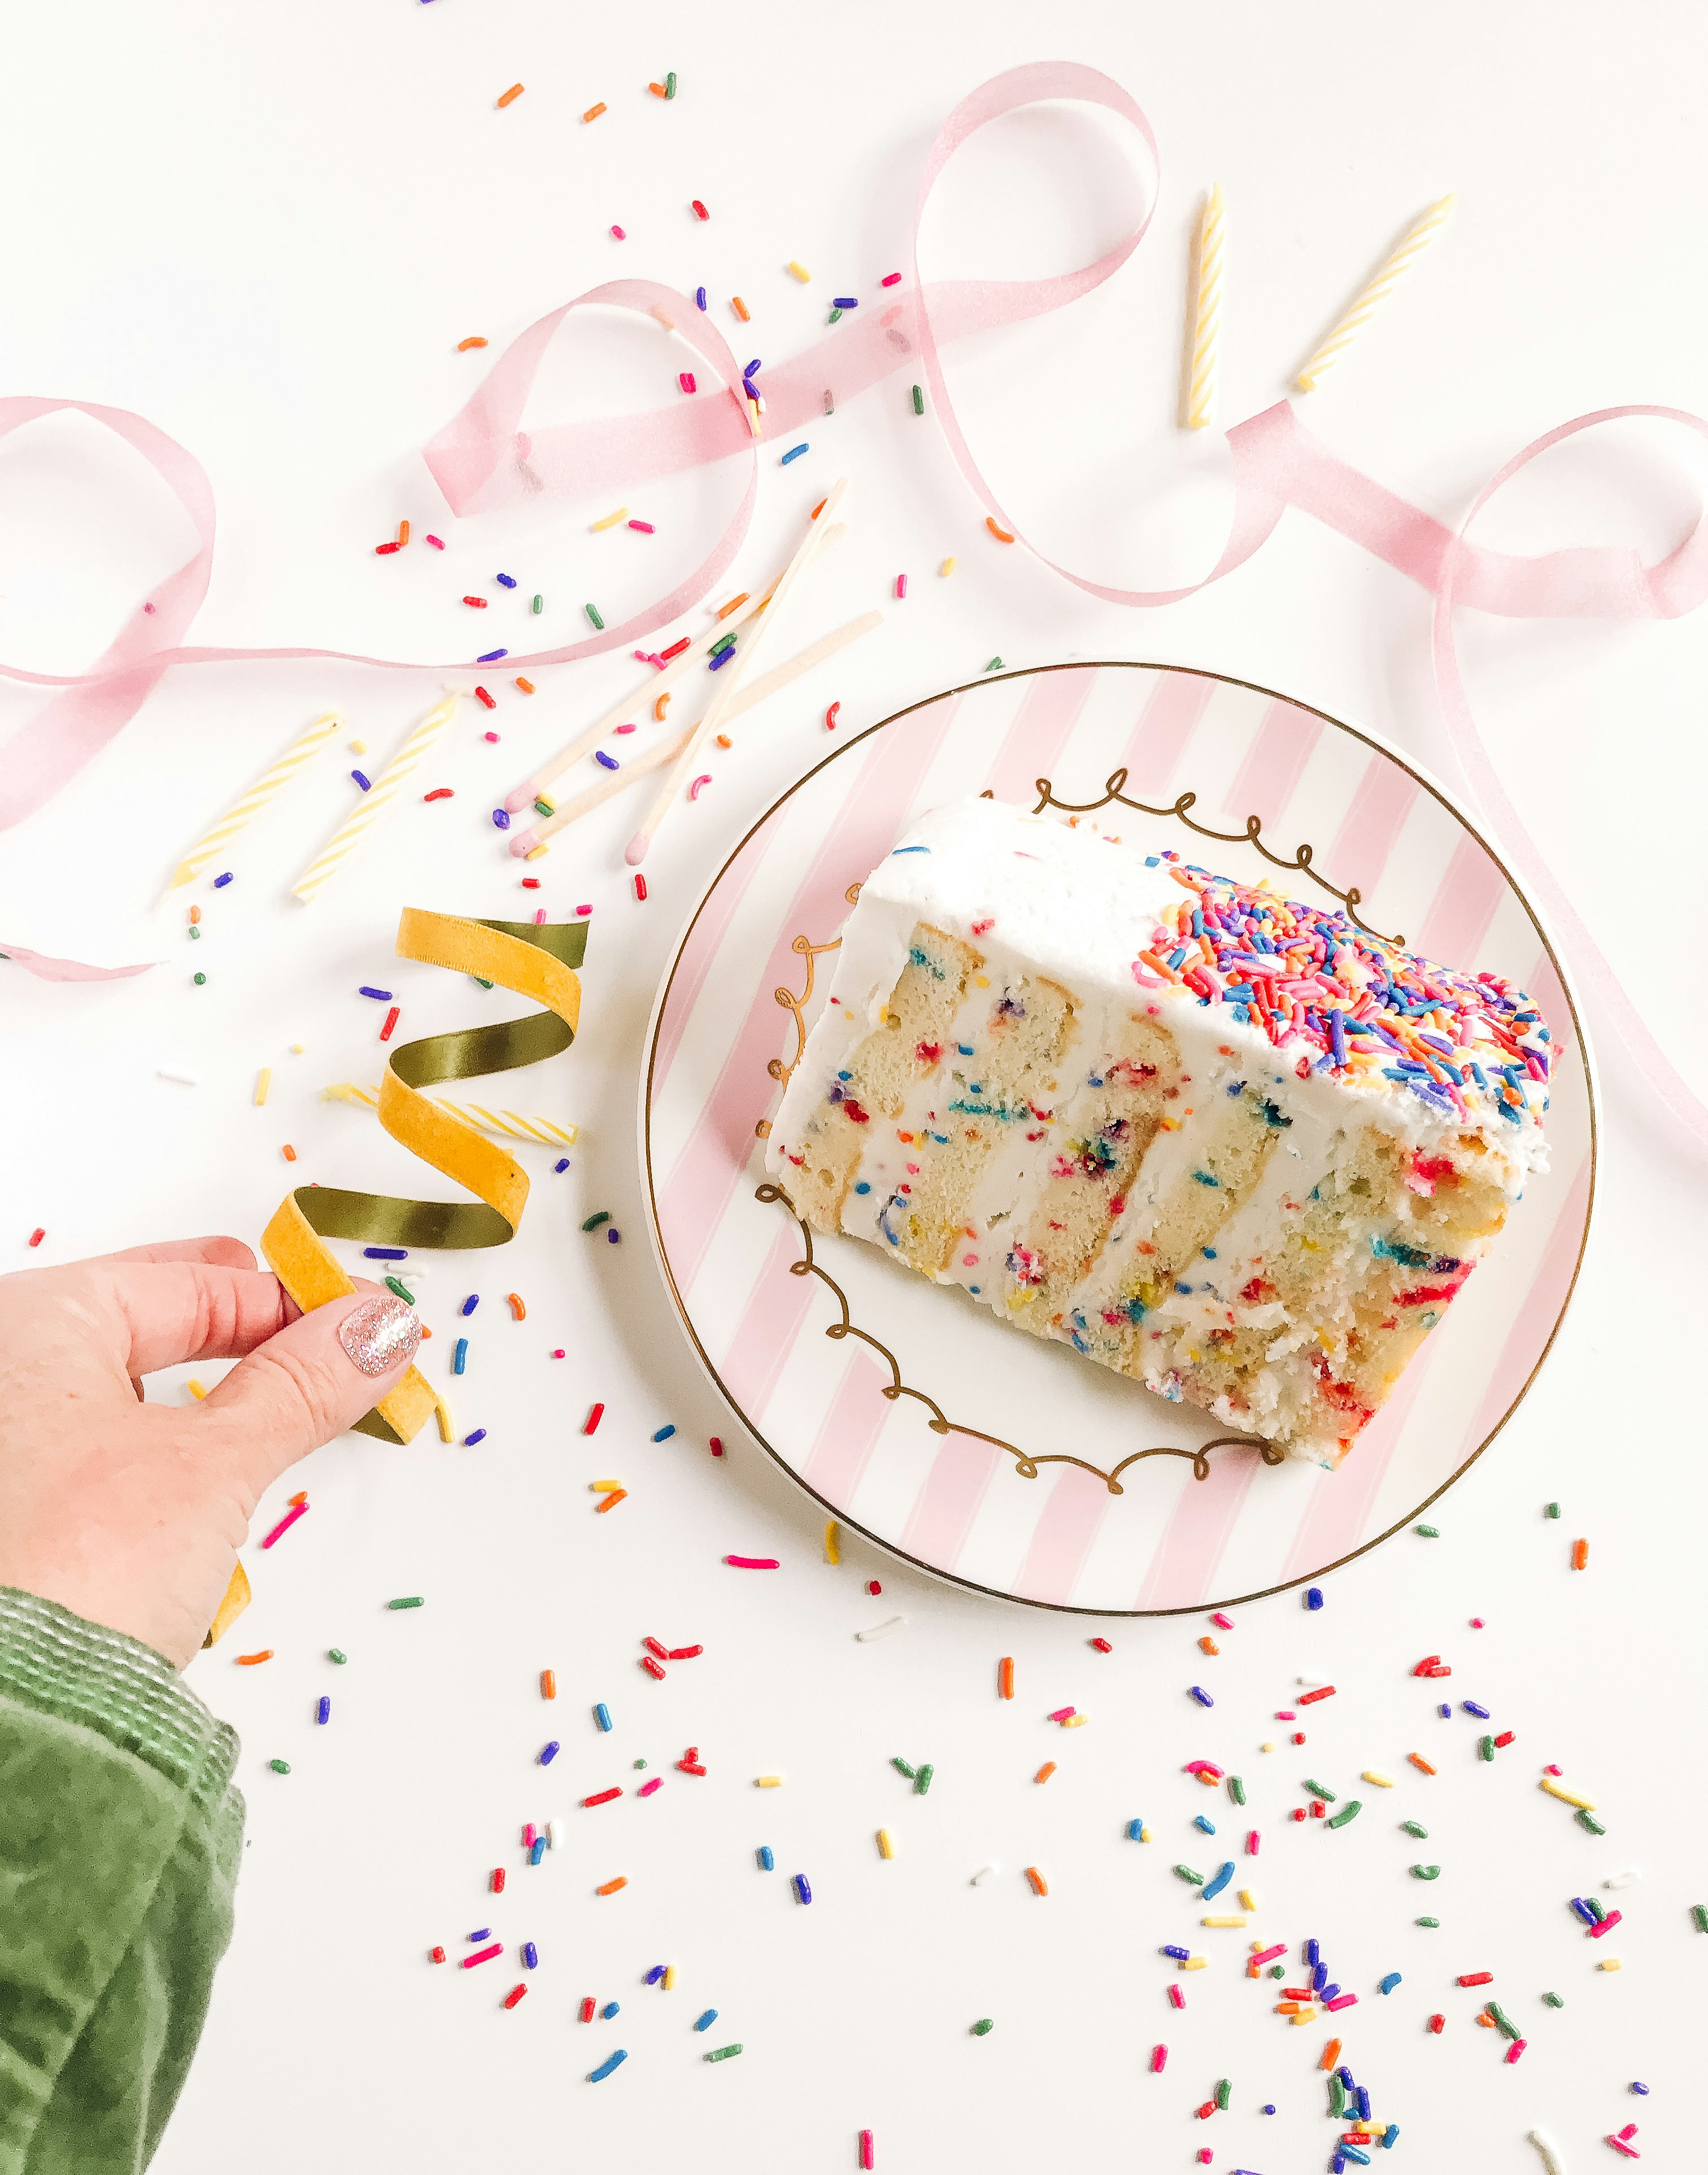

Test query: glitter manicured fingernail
[338,1294,421,1377]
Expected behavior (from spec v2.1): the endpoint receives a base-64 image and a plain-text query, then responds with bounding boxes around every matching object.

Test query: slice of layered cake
[765,796,1552,1467]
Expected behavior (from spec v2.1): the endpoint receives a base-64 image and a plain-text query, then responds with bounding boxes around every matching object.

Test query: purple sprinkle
[463,1428,487,1446]
[554,1158,570,1174]
[1306,1586,1324,1609]
[831,297,858,308]
[496,573,517,589]
[744,358,761,378]
[461,1295,479,1316]
[1189,1686,1213,1708]
[1462,1700,1491,1719]
[1438,1703,1452,1717]
[212,871,234,888]
[351,770,372,791]
[493,808,512,830]
[708,649,733,672]
[539,1741,560,1765]
[606,1228,621,1244]
[522,1941,538,1968]
[358,986,394,1001]
[595,751,620,770]
[478,649,508,663]
[695,286,707,310]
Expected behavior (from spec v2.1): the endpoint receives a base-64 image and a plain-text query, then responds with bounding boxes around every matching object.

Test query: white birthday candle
[291,695,457,903]
[164,711,345,893]
[321,1082,578,1148]
[1186,185,1225,430]
[1296,194,1457,393]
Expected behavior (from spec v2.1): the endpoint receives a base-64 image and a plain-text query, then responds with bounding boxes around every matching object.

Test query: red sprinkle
[28,1228,45,1248]
[709,1436,724,1457]
[380,1006,400,1042]
[503,1983,528,2009]
[666,1645,703,1660]
[1493,1730,1515,1748]
[463,595,489,608]
[1427,2013,1446,2033]
[521,876,541,888]
[430,1946,447,1963]
[462,1943,502,1968]
[825,701,840,732]
[422,788,455,802]
[660,637,691,661]
[691,199,709,220]
[676,1761,708,1776]
[583,1787,622,1808]
[375,541,401,555]
[1298,1685,1337,1706]
[580,1996,596,2022]
[633,874,648,902]
[643,1637,669,1660]
[725,1555,778,1569]
[1457,1972,1493,1987]
[475,687,496,710]
[866,1580,881,1595]
[583,1403,605,1434]
[640,1658,666,1680]
[1091,1637,1112,1653]
[490,1868,506,1894]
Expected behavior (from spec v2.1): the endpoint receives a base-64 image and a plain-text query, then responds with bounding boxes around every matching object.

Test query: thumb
[197,1287,422,1491]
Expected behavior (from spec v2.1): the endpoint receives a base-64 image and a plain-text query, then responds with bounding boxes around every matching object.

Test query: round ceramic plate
[640,663,1595,1613]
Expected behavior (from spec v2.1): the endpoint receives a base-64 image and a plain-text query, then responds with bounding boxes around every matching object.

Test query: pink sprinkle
[725,1555,779,1569]
[523,1823,536,1848]
[260,1501,309,1550]
[1505,2038,1526,2064]
[426,534,446,549]
[629,520,656,533]
[1167,1983,1184,2009]
[1470,1616,1485,1628]
[1247,1829,1261,1854]
[1250,1943,1286,1967]
[551,1348,566,1358]
[1196,2154,1211,2167]
[637,1777,663,1798]
[483,730,500,742]
[1184,1761,1223,1777]
[1150,2043,1168,2072]
[1544,1763,1563,1776]
[575,903,592,916]
[534,908,546,925]
[1047,1706,1076,1724]
[689,774,712,801]
[679,372,698,394]
[894,573,908,599]
[611,225,626,240]
[1587,1911,1622,1939]
[857,2133,874,2171]
[143,601,156,614]
[460,1943,502,1968]
[614,722,638,734]
[1617,2126,1640,2144]
[881,272,902,286]
[1211,1611,1234,1629]
[1324,1993,1358,2012]
[1275,1711,1297,1721]
[1605,2138,1640,2161]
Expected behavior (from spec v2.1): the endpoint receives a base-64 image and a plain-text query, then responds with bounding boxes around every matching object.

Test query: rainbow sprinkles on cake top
[766,797,1552,1469]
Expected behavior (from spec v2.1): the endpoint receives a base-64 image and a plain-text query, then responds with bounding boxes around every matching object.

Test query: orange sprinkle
[595,1488,628,1513]
[714,733,731,749]
[236,1650,274,1667]
[281,1144,297,1162]
[507,1291,526,1320]
[398,519,410,546]
[540,1669,556,1700]
[1034,1762,1056,1785]
[188,904,201,924]
[514,677,535,694]
[1277,2003,1304,2015]
[596,1876,628,1896]
[582,102,607,123]
[731,295,751,322]
[457,337,490,352]
[653,693,671,720]
[716,591,750,620]
[986,517,1017,543]
[1200,1636,1219,1655]
[811,497,827,519]
[999,1655,1014,1700]
[497,83,525,108]
[648,81,668,97]
[1476,2011,1496,2028]
[1024,1865,1048,1896]
[1408,1752,1437,1775]
[1571,1537,1589,1571]
[1319,2038,1342,2072]
[420,1325,433,1339]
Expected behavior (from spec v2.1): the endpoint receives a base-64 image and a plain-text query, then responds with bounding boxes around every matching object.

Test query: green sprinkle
[1693,1903,1708,1933]
[268,1758,291,1774]
[1479,1734,1496,1761]
[582,1212,612,1232]
[634,1758,647,1770]
[911,384,924,415]
[471,975,494,990]
[971,2018,995,2036]
[1214,2078,1231,2111]
[1328,2076,1347,2117]
[534,798,556,817]
[386,1596,425,1611]
[1576,1809,1606,1835]
[891,1756,917,1779]
[328,1648,347,1665]
[1585,1895,1606,1925]
[709,632,737,658]
[585,602,605,629]
[193,972,207,985]
[704,2043,743,2062]
[1326,1799,1362,1829]
[532,594,543,614]
[665,70,677,97]
[1402,1820,1429,1838]
[1267,1964,1285,1978]
[984,657,1003,672]
[1302,1778,1337,1802]
[1415,1523,1440,1537]
[1543,1991,1564,2007]
[914,1763,934,1796]
[1416,1916,1440,1928]
[188,925,202,940]
[1411,1864,1441,1880]
[1173,1864,1206,1885]
[829,307,843,324]
[1487,2000,1520,2042]
[1228,1776,1246,1806]
[1545,1500,1561,1518]
[384,1276,416,1304]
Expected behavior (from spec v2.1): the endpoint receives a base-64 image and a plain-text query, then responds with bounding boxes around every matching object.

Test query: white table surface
[3,5,1705,2170]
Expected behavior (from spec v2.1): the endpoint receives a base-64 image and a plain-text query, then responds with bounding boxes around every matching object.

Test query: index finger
[95,1236,259,1272]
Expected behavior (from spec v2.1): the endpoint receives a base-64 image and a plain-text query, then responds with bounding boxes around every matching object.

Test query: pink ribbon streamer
[2,62,1705,1152]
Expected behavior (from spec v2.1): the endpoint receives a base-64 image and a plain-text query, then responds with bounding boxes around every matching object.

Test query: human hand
[0,1236,421,1669]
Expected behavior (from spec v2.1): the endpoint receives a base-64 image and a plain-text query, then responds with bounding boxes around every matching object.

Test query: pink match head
[624,831,649,867]
[503,784,538,814]
[507,828,541,857]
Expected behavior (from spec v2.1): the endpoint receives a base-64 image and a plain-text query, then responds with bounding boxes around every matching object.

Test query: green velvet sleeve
[0,1589,244,2174]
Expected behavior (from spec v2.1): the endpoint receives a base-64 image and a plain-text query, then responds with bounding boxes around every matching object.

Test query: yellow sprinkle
[1363,1770,1397,1788]
[1238,1889,1257,1911]
[1180,1956,1208,1971]
[1260,1741,1276,1752]
[433,1398,455,1443]
[788,259,811,282]
[1202,1915,1248,1928]
[877,1828,894,1859]
[755,1774,785,1788]
[291,1042,304,1054]
[1598,1958,1622,1972]
[1291,2009,1318,2026]
[591,1480,623,1493]
[1540,1777,1596,1812]
[662,1964,677,1990]
[939,556,957,576]
[187,1378,208,1400]
[591,507,629,531]
[974,974,990,988]
[1139,1825,1152,1842]
[824,1519,840,1565]
[525,845,550,860]
[1062,1713,1087,1729]
[350,739,367,755]
[1159,1114,1182,1132]
[254,1067,272,1106]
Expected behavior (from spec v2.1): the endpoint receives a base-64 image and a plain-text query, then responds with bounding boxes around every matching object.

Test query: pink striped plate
[640,664,1595,1613]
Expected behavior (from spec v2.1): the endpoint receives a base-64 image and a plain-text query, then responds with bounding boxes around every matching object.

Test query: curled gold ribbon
[260,908,585,1445]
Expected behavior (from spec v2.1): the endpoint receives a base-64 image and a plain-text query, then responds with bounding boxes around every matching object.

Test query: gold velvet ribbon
[206,910,583,1646]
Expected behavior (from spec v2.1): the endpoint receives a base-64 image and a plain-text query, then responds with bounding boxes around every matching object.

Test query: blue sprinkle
[1193,1815,1217,1834]
[1263,2104,1277,2115]
[695,286,707,310]
[1570,1897,1597,1925]
[1321,1982,1341,2004]
[1631,2083,1650,2096]
[792,1873,813,1905]
[461,1294,479,1316]
[539,1740,560,1764]
[1189,1686,1214,1708]
[479,649,508,665]
[708,648,734,671]
[1305,1939,1321,1967]
[589,2050,628,2082]
[554,1157,571,1174]
[1462,1699,1491,1719]
[595,751,620,770]
[1382,2125,1399,2148]
[351,770,372,791]
[855,1181,872,1195]
[1341,2150,1371,2168]
[522,1939,538,1967]
[463,1428,486,1446]
[644,1964,665,1986]
[890,845,931,853]
[529,1835,545,1864]
[743,357,761,377]
[1438,1703,1452,1718]
[358,985,393,1000]
[468,1928,490,1942]
[452,1337,468,1375]
[695,2008,719,2032]
[757,1846,775,1870]
[1318,1968,1332,1994]
[780,442,809,464]
[1126,1819,1145,1841]
[316,1695,330,1725]
[1306,1586,1324,1610]
[363,1246,408,1259]
[493,807,512,829]
[1200,1861,1235,1903]
[600,2002,620,2021]
[652,1424,677,1442]
[496,573,517,589]
[213,871,234,888]
[1202,1247,1217,1259]
[595,1703,612,1732]
[1378,1971,1401,1994]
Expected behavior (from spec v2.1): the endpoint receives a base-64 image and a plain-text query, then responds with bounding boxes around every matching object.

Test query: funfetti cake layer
[765,795,1552,1468]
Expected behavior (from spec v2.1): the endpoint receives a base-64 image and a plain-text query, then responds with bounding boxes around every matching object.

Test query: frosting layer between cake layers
[765,796,1552,1468]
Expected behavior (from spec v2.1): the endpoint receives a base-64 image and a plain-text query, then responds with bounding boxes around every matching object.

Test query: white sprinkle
[1526,2125,1567,2175]
[157,1067,201,1085]
[971,1864,1000,1885]
[856,1615,908,1642]
[1604,1867,1642,1889]
[546,1817,565,1850]
[1295,1673,1331,1687]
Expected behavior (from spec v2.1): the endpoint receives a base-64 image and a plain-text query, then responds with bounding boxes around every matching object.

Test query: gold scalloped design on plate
[755,1182,1283,1493]
[754,881,861,1141]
